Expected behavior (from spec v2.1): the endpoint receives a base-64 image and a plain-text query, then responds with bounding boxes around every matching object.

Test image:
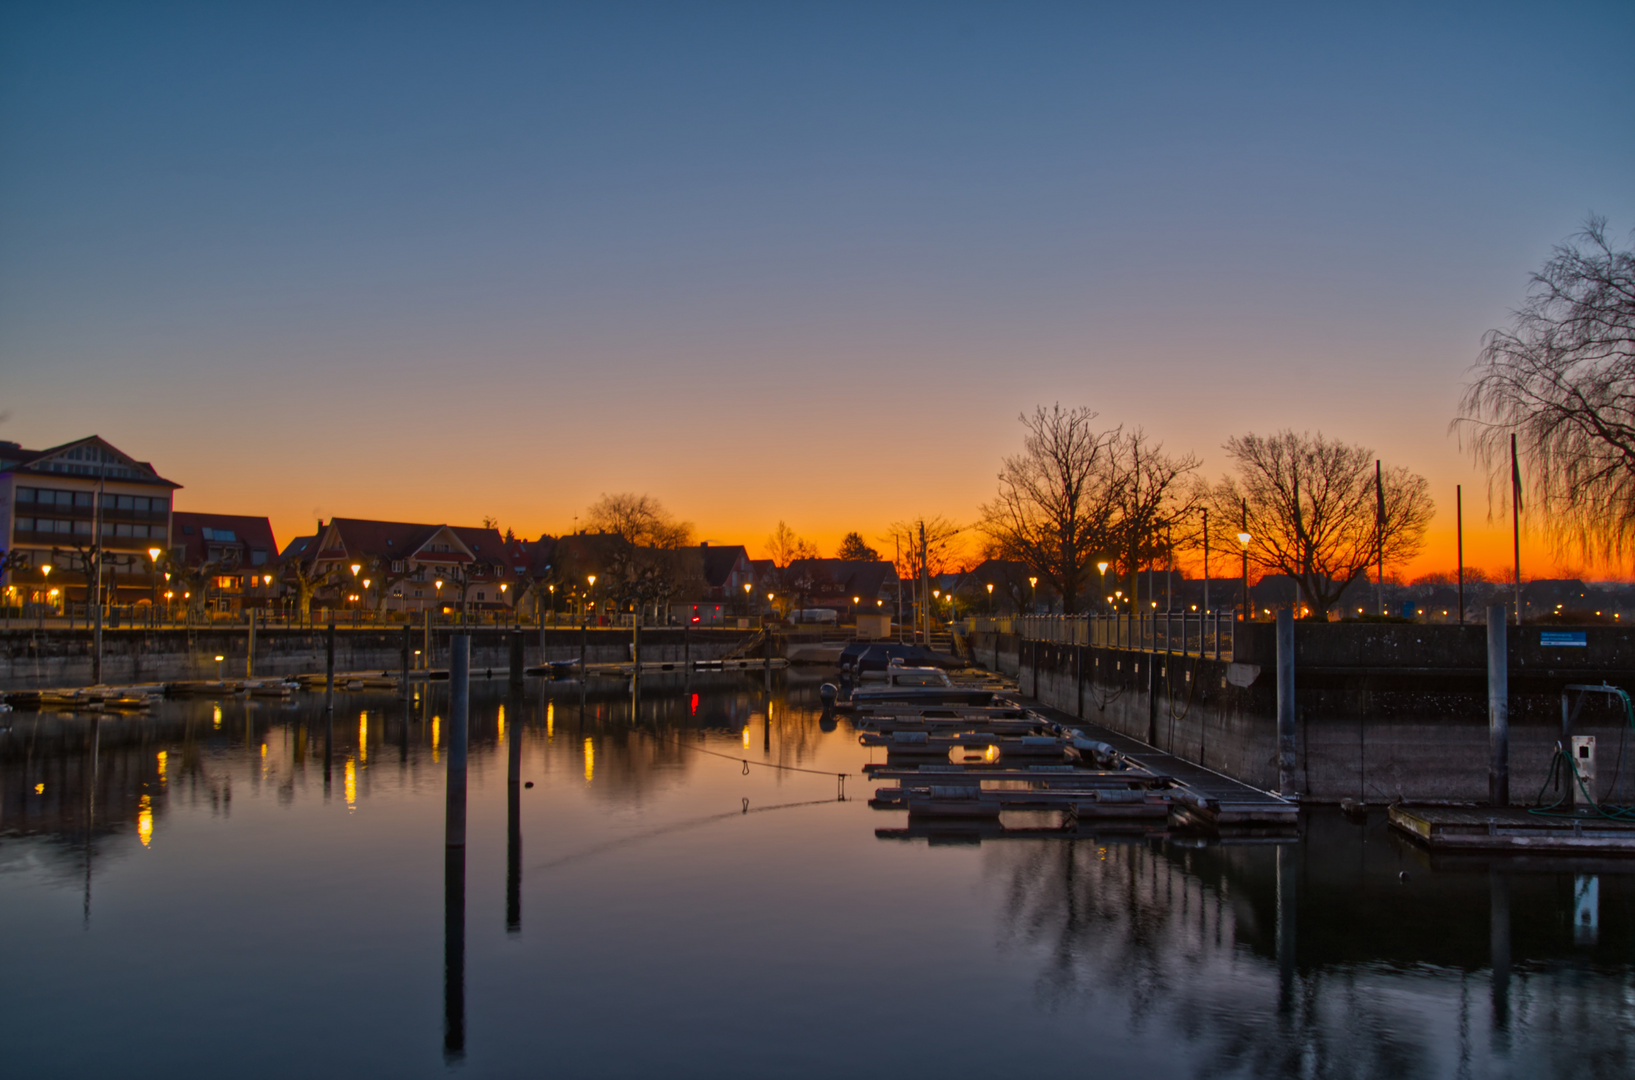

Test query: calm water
[2,671,1631,1079]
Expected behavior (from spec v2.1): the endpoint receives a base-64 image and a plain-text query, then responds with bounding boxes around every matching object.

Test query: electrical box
[1572,735,1598,804]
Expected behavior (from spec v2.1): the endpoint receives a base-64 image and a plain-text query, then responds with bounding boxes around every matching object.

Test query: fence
[970,612,1237,659]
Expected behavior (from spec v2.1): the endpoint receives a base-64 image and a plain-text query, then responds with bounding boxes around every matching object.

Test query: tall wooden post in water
[1487,605,1509,806]
[246,608,256,678]
[1276,608,1296,796]
[444,633,469,1060]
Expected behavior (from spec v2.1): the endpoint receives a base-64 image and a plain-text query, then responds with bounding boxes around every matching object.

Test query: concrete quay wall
[973,626,1635,805]
[0,626,760,689]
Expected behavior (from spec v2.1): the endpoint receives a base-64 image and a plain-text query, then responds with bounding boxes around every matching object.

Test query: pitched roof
[0,435,180,488]
[784,558,899,597]
[698,544,750,588]
[171,512,279,567]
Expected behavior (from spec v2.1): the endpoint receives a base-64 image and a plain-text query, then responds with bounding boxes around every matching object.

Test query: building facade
[0,436,179,610]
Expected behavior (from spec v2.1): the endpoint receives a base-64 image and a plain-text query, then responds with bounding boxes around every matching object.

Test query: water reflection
[1,671,1631,1078]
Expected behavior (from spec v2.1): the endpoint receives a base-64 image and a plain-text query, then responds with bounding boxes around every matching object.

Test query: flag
[1510,433,1523,516]
[1375,460,1385,528]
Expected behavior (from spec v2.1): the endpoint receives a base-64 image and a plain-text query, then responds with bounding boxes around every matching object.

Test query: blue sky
[2,2,1631,569]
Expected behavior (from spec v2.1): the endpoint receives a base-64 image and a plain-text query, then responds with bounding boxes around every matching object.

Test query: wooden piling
[1276,609,1296,796]
[447,634,469,848]
[1488,605,1509,807]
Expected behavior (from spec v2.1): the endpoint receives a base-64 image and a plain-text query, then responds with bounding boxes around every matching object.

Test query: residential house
[286,518,514,616]
[779,558,898,618]
[0,436,179,609]
[170,512,281,614]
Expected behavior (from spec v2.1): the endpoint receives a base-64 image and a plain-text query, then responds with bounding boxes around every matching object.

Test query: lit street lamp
[1096,560,1109,614]
[1028,576,1038,614]
[1237,530,1253,622]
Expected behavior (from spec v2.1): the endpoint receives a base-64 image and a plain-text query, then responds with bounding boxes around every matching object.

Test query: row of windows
[16,488,170,513]
[16,518,164,539]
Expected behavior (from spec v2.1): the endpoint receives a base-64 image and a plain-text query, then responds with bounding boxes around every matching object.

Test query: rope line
[648,731,851,781]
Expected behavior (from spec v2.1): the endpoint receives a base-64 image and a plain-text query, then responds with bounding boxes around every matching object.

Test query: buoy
[524,781,534,789]
[819,683,837,705]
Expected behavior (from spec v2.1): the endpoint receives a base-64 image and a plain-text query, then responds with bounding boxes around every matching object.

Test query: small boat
[835,663,998,709]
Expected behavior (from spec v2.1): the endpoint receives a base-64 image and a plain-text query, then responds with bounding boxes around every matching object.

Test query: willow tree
[1208,431,1432,617]
[1455,217,1635,564]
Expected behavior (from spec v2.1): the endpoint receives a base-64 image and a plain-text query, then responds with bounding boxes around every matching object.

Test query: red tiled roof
[171,512,279,568]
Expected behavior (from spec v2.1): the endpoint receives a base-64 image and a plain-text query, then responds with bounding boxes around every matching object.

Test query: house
[170,512,281,614]
[779,558,899,617]
[0,436,180,609]
[285,518,514,616]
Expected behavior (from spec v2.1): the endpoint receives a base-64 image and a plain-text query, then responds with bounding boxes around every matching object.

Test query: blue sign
[1541,631,1587,647]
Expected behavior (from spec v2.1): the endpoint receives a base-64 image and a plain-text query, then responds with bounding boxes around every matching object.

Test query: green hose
[1529,686,1635,822]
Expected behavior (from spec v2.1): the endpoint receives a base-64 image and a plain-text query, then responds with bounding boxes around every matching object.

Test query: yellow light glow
[359,711,368,765]
[983,745,1001,763]
[138,794,153,847]
[344,758,357,807]
[742,726,751,748]
[212,704,222,729]
[34,782,44,795]
[157,750,167,780]
[260,743,267,758]
[583,737,594,782]
[497,704,505,740]
[432,715,441,763]
[547,701,555,739]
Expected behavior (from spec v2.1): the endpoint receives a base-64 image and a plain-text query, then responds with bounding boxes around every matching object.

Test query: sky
[2,2,1632,578]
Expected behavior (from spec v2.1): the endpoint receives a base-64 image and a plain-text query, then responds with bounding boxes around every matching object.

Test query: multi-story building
[0,436,179,610]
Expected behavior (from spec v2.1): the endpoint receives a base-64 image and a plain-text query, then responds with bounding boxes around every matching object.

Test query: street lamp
[1096,560,1109,613]
[1028,576,1038,613]
[1237,531,1253,622]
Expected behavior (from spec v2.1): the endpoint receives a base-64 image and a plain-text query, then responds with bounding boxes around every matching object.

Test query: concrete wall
[0,626,759,689]
[974,625,1635,805]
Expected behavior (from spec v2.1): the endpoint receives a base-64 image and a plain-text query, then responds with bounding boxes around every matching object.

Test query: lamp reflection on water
[547,701,554,740]
[583,737,594,782]
[212,704,222,730]
[137,795,153,847]
[358,711,367,765]
[345,758,357,808]
[432,716,440,763]
[156,750,167,781]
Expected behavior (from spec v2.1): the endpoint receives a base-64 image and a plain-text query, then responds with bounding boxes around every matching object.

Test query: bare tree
[1455,217,1635,564]
[883,516,964,579]
[1208,431,1432,617]
[764,521,818,566]
[584,493,695,615]
[978,405,1123,615]
[1109,430,1202,607]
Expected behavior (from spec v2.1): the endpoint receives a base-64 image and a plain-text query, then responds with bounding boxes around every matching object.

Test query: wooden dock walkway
[1390,805,1635,855]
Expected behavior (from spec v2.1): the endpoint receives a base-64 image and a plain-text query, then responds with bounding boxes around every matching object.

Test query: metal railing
[972,612,1237,659]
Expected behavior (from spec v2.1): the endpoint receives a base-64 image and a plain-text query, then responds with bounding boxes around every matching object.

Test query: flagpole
[1375,460,1385,616]
[1456,484,1464,625]
[1511,433,1522,626]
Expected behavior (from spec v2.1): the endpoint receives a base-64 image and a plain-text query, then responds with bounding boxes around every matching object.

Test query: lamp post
[499,582,509,627]
[1028,576,1038,614]
[1096,561,1109,614]
[147,548,162,626]
[39,563,52,629]
[1237,531,1252,622]
[986,581,994,615]
[587,574,597,626]
[743,581,752,622]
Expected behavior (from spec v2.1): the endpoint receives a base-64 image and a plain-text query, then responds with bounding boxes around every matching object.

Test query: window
[17,488,35,503]
[74,520,92,535]
[391,560,404,573]
[250,548,267,566]
[476,591,486,602]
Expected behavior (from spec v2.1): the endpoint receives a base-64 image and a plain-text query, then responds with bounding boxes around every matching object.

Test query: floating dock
[1389,805,1635,854]
[860,693,1299,838]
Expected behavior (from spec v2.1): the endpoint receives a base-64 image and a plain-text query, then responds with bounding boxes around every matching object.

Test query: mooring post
[444,633,470,1062]
[1276,608,1296,796]
[401,624,412,700]
[246,608,256,679]
[325,620,336,713]
[579,618,587,677]
[509,629,524,689]
[423,609,431,671]
[1487,605,1509,807]
[506,656,522,934]
[1489,869,1511,1047]
[632,614,642,678]
[447,633,470,846]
